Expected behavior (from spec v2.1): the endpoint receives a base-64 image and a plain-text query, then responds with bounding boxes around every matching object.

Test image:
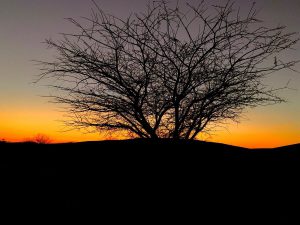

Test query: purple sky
[0,0,300,146]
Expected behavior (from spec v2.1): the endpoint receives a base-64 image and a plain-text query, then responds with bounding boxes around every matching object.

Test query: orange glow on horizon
[1,132,298,148]
[1,107,299,148]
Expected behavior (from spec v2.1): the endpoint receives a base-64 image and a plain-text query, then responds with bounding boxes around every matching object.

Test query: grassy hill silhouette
[1,139,300,223]
[2,138,300,161]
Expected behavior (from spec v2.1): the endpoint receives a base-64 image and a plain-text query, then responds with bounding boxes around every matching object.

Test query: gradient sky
[0,0,300,148]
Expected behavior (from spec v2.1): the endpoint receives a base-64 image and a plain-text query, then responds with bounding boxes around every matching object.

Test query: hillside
[1,139,300,223]
[1,139,300,161]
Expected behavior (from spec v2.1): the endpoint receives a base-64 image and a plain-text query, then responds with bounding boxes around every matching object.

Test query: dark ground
[1,139,300,223]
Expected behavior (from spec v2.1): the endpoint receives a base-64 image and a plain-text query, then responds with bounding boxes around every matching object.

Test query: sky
[0,0,300,148]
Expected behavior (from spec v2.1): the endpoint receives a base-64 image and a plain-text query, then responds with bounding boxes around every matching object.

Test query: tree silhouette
[38,0,298,140]
[33,134,52,144]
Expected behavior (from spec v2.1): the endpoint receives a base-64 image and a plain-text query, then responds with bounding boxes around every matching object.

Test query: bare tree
[37,0,298,140]
[33,134,52,144]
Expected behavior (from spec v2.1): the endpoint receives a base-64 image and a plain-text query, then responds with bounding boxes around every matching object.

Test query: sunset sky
[0,0,300,148]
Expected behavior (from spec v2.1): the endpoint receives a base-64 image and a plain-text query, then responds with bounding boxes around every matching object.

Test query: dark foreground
[1,139,300,223]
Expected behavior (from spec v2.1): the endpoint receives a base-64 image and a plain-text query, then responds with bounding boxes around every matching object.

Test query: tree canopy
[38,0,299,139]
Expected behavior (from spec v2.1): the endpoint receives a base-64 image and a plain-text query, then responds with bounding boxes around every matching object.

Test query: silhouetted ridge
[1,139,300,223]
